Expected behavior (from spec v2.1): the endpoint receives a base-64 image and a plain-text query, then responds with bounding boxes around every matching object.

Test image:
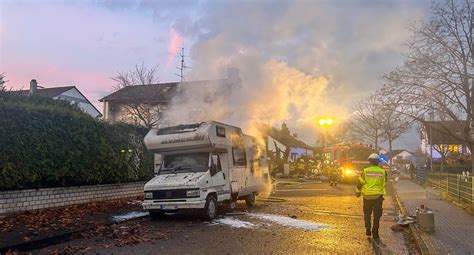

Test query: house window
[232,147,247,166]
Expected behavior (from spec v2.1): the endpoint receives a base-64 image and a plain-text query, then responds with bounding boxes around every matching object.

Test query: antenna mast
[175,47,190,82]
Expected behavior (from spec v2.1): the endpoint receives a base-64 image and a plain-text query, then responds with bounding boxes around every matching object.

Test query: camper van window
[160,153,209,174]
[216,126,226,137]
[232,147,247,166]
[211,154,222,173]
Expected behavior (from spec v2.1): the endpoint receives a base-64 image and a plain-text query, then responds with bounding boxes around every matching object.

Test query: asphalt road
[35,180,410,254]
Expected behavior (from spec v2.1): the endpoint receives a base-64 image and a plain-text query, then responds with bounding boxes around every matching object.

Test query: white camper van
[142,121,270,220]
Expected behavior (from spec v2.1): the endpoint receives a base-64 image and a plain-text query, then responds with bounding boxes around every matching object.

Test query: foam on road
[248,213,330,231]
[214,217,257,229]
[112,211,149,222]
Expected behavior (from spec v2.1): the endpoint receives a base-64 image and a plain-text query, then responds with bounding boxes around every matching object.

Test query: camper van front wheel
[149,210,165,219]
[203,195,218,220]
[245,192,256,207]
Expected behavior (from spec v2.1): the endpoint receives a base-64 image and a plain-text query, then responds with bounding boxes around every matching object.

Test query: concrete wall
[0,182,145,217]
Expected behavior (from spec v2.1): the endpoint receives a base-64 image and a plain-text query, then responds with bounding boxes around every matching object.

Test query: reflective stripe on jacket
[356,166,386,197]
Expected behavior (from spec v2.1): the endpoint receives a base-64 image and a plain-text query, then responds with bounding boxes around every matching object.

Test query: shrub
[0,90,153,190]
[432,163,471,174]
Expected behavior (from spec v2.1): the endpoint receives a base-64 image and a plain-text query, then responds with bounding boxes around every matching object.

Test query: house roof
[386,149,411,158]
[14,86,75,97]
[259,124,313,150]
[14,86,102,118]
[99,79,227,103]
[424,120,466,145]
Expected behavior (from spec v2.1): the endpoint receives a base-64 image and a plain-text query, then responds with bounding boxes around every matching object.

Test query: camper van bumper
[142,200,206,210]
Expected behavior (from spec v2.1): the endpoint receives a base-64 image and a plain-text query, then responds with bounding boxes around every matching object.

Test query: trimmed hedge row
[0,90,153,190]
[432,164,471,174]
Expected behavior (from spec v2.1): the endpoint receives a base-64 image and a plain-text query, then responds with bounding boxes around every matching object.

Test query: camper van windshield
[160,153,209,174]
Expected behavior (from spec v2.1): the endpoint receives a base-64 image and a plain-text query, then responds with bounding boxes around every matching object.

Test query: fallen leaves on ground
[0,197,143,242]
[78,219,166,248]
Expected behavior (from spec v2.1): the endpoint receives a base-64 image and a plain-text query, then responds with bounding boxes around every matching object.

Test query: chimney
[281,122,290,135]
[29,79,38,95]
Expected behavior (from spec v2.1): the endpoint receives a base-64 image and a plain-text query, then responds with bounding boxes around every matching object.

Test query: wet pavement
[395,175,474,254]
[33,180,411,254]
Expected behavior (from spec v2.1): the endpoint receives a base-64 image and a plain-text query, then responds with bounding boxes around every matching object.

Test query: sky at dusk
[0,0,430,150]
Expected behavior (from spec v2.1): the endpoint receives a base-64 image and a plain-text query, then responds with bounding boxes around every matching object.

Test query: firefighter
[329,162,339,186]
[355,153,387,240]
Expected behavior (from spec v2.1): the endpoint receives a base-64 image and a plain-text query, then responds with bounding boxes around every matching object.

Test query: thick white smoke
[162,59,348,142]
[99,0,426,145]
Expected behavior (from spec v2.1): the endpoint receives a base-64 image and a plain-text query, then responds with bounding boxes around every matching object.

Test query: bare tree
[0,73,8,89]
[111,63,165,129]
[379,95,412,152]
[327,120,355,145]
[383,0,473,153]
[351,94,385,149]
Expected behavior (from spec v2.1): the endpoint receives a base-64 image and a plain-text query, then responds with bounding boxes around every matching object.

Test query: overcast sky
[0,0,430,150]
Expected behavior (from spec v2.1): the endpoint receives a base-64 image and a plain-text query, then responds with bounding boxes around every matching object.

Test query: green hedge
[0,90,153,190]
[432,163,471,174]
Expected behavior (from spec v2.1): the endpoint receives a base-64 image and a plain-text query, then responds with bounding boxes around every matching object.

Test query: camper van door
[210,153,227,198]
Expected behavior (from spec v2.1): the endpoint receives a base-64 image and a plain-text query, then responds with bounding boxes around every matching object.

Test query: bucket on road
[416,204,435,232]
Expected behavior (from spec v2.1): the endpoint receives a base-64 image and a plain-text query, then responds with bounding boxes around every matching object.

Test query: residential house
[420,120,470,159]
[99,70,241,127]
[15,79,102,118]
[260,123,314,162]
[386,149,413,170]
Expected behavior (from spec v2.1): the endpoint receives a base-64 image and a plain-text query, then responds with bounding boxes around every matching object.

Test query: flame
[167,28,184,67]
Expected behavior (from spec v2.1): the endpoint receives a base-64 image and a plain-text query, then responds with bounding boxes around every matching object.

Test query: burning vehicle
[142,121,271,220]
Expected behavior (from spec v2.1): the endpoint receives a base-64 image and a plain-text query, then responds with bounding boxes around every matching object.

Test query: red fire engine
[323,143,374,182]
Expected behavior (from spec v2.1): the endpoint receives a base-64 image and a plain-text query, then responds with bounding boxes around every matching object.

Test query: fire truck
[324,143,374,182]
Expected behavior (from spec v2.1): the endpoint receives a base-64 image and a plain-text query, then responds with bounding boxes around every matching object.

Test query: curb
[0,213,149,253]
[393,192,430,255]
[0,229,84,254]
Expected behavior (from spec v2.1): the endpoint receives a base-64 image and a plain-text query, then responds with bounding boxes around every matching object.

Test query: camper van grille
[149,188,199,199]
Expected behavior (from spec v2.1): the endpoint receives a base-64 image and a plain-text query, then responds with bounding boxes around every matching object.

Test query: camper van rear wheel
[203,195,218,220]
[245,192,256,207]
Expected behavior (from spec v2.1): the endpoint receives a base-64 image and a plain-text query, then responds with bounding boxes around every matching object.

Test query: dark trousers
[363,196,384,235]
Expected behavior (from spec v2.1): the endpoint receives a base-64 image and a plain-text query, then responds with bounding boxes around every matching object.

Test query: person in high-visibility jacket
[356,153,387,240]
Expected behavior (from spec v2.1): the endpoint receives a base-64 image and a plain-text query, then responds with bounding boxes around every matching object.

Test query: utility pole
[175,47,190,82]
[470,23,474,174]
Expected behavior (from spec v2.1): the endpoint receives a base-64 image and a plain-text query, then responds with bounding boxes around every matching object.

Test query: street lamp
[318,118,334,127]
[318,118,334,166]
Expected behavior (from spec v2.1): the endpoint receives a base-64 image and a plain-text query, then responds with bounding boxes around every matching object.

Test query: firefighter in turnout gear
[355,153,387,240]
[328,162,339,186]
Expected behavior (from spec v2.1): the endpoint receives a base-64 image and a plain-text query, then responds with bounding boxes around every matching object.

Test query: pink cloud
[166,28,184,68]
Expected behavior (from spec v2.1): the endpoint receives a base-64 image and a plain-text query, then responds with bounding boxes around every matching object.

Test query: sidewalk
[394,175,474,254]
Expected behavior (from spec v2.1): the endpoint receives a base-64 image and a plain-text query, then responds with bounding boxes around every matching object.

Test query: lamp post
[319,118,334,165]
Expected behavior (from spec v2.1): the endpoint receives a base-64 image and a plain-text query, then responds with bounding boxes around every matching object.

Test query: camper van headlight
[145,192,153,199]
[186,189,200,197]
